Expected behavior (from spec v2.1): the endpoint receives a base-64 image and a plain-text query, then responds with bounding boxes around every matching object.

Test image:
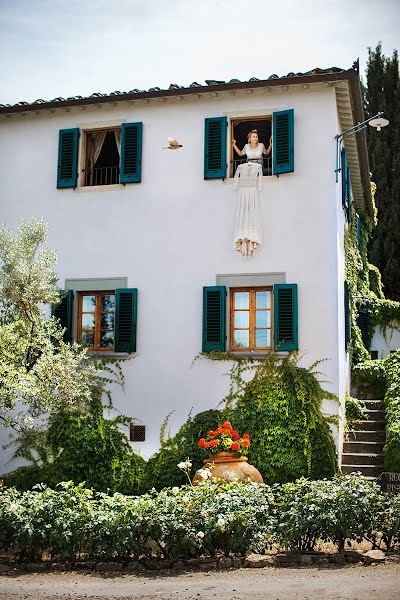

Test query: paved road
[1,564,400,600]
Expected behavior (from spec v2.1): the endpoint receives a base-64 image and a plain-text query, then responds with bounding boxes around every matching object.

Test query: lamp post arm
[335,112,384,182]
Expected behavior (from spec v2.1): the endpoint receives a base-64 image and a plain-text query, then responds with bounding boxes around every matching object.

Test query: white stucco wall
[0,84,347,472]
[371,323,400,358]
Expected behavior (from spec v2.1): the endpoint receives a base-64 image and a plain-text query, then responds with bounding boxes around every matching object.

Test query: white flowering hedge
[1,475,399,562]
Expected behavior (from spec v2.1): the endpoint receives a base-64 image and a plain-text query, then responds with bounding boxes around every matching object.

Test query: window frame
[230,115,273,178]
[77,290,116,352]
[82,127,121,187]
[229,286,273,352]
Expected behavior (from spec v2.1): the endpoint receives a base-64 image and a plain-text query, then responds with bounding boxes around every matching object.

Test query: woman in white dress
[232,129,272,165]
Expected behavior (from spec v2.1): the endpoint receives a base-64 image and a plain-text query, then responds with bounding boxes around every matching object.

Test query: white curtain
[115,130,121,156]
[90,131,107,167]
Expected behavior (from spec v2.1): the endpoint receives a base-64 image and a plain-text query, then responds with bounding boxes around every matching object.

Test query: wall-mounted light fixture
[335,112,389,182]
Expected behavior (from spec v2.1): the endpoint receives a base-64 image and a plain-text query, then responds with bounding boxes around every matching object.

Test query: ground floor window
[230,117,272,178]
[230,287,273,351]
[77,291,115,350]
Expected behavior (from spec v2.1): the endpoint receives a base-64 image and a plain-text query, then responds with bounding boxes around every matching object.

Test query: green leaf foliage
[3,400,146,495]
[1,475,399,561]
[145,353,337,490]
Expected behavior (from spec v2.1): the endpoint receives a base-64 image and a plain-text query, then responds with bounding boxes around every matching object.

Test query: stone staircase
[342,399,385,479]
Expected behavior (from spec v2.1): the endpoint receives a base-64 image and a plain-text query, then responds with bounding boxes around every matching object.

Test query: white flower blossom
[177,460,192,471]
[217,517,225,528]
[172,487,180,494]
[197,468,212,480]
[196,531,205,539]
[182,495,190,503]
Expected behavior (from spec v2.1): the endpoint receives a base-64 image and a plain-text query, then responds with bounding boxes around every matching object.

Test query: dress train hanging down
[232,162,263,257]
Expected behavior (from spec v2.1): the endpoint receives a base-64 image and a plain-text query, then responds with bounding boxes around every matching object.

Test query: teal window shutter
[273,109,294,174]
[115,288,137,352]
[202,286,226,351]
[341,147,351,220]
[344,281,351,350]
[52,290,74,342]
[57,128,79,188]
[274,284,298,351]
[356,304,368,348]
[120,123,142,184]
[204,117,227,179]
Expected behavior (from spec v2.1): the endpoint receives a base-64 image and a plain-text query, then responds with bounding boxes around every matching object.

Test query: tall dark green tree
[365,43,400,300]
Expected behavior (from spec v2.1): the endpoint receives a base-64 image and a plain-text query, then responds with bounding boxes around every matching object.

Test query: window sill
[86,351,132,358]
[227,351,289,358]
[75,184,125,193]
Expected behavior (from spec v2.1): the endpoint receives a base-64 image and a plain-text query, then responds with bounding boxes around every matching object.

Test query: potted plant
[192,421,263,485]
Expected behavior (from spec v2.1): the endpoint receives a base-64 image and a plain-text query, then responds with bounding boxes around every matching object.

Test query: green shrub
[145,409,225,490]
[345,393,368,433]
[233,356,338,483]
[146,354,338,489]
[3,404,146,495]
[1,476,398,561]
[275,475,383,551]
[383,350,400,472]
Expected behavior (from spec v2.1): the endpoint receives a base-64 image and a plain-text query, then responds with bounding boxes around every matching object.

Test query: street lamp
[335,112,389,182]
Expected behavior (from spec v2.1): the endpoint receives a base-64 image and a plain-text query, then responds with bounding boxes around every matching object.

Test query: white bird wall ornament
[163,137,183,149]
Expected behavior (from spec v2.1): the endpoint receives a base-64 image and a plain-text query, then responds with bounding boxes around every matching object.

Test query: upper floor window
[231,118,272,178]
[57,122,143,189]
[83,129,121,186]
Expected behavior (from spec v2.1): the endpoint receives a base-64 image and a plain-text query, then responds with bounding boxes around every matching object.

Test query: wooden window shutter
[356,305,368,348]
[273,109,294,174]
[202,286,226,351]
[204,117,227,179]
[344,281,351,350]
[52,290,74,342]
[115,288,137,352]
[57,128,80,188]
[274,284,298,351]
[120,123,142,184]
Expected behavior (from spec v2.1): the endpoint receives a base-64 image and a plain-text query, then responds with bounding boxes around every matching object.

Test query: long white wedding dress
[232,162,263,257]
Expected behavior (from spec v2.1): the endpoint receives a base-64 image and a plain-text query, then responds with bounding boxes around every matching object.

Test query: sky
[0,0,399,106]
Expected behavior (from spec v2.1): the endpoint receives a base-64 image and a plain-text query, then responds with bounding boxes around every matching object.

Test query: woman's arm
[232,139,244,156]
[264,137,272,157]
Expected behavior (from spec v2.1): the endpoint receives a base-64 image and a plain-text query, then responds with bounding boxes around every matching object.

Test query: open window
[230,117,272,178]
[83,129,121,186]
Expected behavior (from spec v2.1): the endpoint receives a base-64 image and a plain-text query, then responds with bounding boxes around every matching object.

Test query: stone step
[342,452,384,466]
[353,420,385,432]
[364,399,384,411]
[348,430,386,442]
[343,441,385,454]
[341,464,385,477]
[364,409,385,421]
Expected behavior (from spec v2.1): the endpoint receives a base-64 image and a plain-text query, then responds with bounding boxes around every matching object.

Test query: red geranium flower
[243,433,250,440]
[242,439,250,447]
[231,430,240,441]
[198,438,206,448]
[209,439,219,447]
[203,441,210,449]
[207,430,215,436]
[223,421,233,430]
[231,441,240,451]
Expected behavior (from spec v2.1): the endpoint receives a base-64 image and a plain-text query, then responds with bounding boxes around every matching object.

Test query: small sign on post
[376,472,400,493]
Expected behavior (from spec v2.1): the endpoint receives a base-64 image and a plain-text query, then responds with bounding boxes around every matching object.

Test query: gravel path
[1,564,400,600]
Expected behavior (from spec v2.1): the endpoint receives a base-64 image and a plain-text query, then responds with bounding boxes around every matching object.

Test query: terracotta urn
[192,452,263,485]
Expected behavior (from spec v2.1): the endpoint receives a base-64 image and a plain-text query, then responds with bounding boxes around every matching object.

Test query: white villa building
[0,61,379,472]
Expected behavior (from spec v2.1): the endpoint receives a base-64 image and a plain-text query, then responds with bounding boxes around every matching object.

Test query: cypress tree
[366,43,400,300]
